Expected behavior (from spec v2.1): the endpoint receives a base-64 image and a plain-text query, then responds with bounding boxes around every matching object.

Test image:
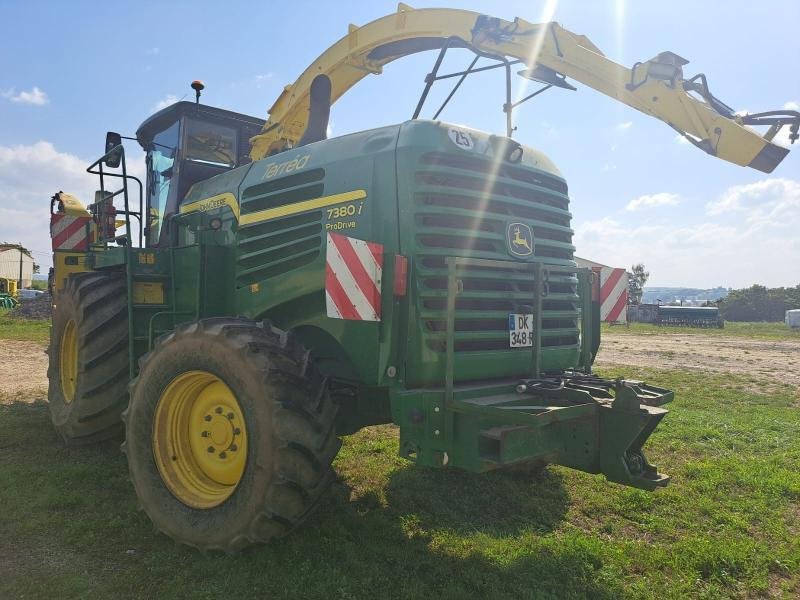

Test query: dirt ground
[597,332,800,387]
[2,332,798,403]
[0,341,48,400]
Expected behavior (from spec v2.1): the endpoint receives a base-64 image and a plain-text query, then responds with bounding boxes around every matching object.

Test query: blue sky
[1,0,798,287]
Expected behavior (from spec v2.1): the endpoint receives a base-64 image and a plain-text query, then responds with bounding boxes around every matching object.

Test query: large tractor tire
[48,271,129,444]
[124,318,340,553]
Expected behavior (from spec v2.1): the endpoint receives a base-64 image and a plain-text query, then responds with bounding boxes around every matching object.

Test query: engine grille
[235,169,325,286]
[413,152,580,354]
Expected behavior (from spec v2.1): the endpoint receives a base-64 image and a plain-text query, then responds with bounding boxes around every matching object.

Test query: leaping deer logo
[508,223,533,256]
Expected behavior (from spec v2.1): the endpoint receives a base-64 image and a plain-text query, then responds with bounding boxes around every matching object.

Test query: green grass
[0,310,50,343]
[1,363,798,599]
[603,321,800,341]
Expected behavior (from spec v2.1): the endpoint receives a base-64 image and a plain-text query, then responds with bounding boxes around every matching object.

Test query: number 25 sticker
[448,127,474,150]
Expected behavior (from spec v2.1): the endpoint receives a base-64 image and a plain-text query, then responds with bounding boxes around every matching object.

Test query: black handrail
[86,145,145,247]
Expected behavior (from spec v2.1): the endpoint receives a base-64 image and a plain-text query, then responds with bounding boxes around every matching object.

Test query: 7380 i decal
[326,198,365,231]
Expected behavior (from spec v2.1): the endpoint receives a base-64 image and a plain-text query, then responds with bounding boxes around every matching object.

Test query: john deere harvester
[47,6,798,552]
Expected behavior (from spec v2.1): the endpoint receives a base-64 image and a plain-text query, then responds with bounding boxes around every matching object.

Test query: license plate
[508,313,534,347]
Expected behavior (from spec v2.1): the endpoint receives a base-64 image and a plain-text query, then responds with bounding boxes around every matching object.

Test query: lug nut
[204,415,212,422]
[207,446,215,453]
[227,412,234,420]
[215,407,223,414]
[219,452,227,459]
[233,427,241,435]
[230,444,238,452]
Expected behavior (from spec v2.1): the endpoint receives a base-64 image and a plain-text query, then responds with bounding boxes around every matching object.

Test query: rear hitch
[511,374,672,489]
[597,381,670,490]
[394,372,672,490]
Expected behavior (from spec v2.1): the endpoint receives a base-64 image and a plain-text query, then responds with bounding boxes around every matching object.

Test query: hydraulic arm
[250,4,798,173]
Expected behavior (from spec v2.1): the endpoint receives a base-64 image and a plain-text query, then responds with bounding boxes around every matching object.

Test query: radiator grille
[413,152,579,354]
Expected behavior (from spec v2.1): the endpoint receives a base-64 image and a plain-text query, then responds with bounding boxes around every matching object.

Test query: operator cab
[136,101,264,247]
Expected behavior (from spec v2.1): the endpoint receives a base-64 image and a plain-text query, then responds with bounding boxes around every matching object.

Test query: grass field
[0,309,50,343]
[1,321,798,599]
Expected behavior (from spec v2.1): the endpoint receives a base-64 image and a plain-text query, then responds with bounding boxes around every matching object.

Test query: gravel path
[596,333,800,386]
[0,340,48,401]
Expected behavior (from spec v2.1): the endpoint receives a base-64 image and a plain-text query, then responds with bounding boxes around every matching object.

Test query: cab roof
[135,101,265,147]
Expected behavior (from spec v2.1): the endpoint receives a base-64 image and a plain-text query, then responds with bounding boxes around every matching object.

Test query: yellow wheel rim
[59,319,78,403]
[152,371,248,509]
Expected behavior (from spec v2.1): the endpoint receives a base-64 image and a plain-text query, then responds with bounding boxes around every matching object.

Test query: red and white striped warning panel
[325,233,383,321]
[599,267,628,323]
[50,214,93,251]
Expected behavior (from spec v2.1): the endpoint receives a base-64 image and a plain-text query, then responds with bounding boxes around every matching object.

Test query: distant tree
[628,263,649,305]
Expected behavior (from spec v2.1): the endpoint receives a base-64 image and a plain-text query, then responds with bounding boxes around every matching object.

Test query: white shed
[786,309,800,329]
[0,245,35,288]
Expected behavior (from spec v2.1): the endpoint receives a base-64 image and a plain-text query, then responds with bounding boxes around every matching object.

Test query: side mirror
[105,131,123,168]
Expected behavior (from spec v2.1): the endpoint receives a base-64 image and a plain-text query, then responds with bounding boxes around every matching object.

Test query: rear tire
[124,318,340,553]
[47,271,129,444]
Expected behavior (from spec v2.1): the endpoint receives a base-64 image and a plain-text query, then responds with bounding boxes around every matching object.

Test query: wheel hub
[59,319,78,403]
[153,371,248,509]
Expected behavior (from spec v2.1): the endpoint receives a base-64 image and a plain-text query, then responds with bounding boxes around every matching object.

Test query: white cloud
[783,101,799,111]
[1,86,49,106]
[625,192,681,211]
[253,73,273,88]
[146,47,160,55]
[153,94,180,111]
[616,121,633,130]
[575,178,800,287]
[575,217,624,237]
[0,142,145,270]
[0,143,95,265]
[705,178,798,217]
[601,162,616,172]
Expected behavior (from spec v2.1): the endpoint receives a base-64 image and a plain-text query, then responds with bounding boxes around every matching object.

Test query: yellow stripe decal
[179,193,240,220]
[239,190,367,226]
[178,189,367,226]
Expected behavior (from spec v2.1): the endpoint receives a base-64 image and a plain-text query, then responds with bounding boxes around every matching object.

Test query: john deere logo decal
[507,222,534,257]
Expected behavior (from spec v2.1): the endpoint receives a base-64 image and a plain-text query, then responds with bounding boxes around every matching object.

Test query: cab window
[146,120,180,246]
[185,120,237,167]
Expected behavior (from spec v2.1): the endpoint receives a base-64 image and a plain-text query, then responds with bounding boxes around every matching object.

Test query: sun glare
[469,0,559,247]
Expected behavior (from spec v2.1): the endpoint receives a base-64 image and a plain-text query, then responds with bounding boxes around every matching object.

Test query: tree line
[716,284,800,322]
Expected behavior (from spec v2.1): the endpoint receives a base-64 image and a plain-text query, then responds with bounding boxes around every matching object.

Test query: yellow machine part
[0,278,18,297]
[52,251,91,293]
[250,4,791,172]
[152,371,248,509]
[56,192,91,217]
[132,282,165,305]
[50,192,95,295]
[59,319,79,403]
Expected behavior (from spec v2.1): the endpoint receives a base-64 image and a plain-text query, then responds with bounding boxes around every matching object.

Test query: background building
[0,244,35,288]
